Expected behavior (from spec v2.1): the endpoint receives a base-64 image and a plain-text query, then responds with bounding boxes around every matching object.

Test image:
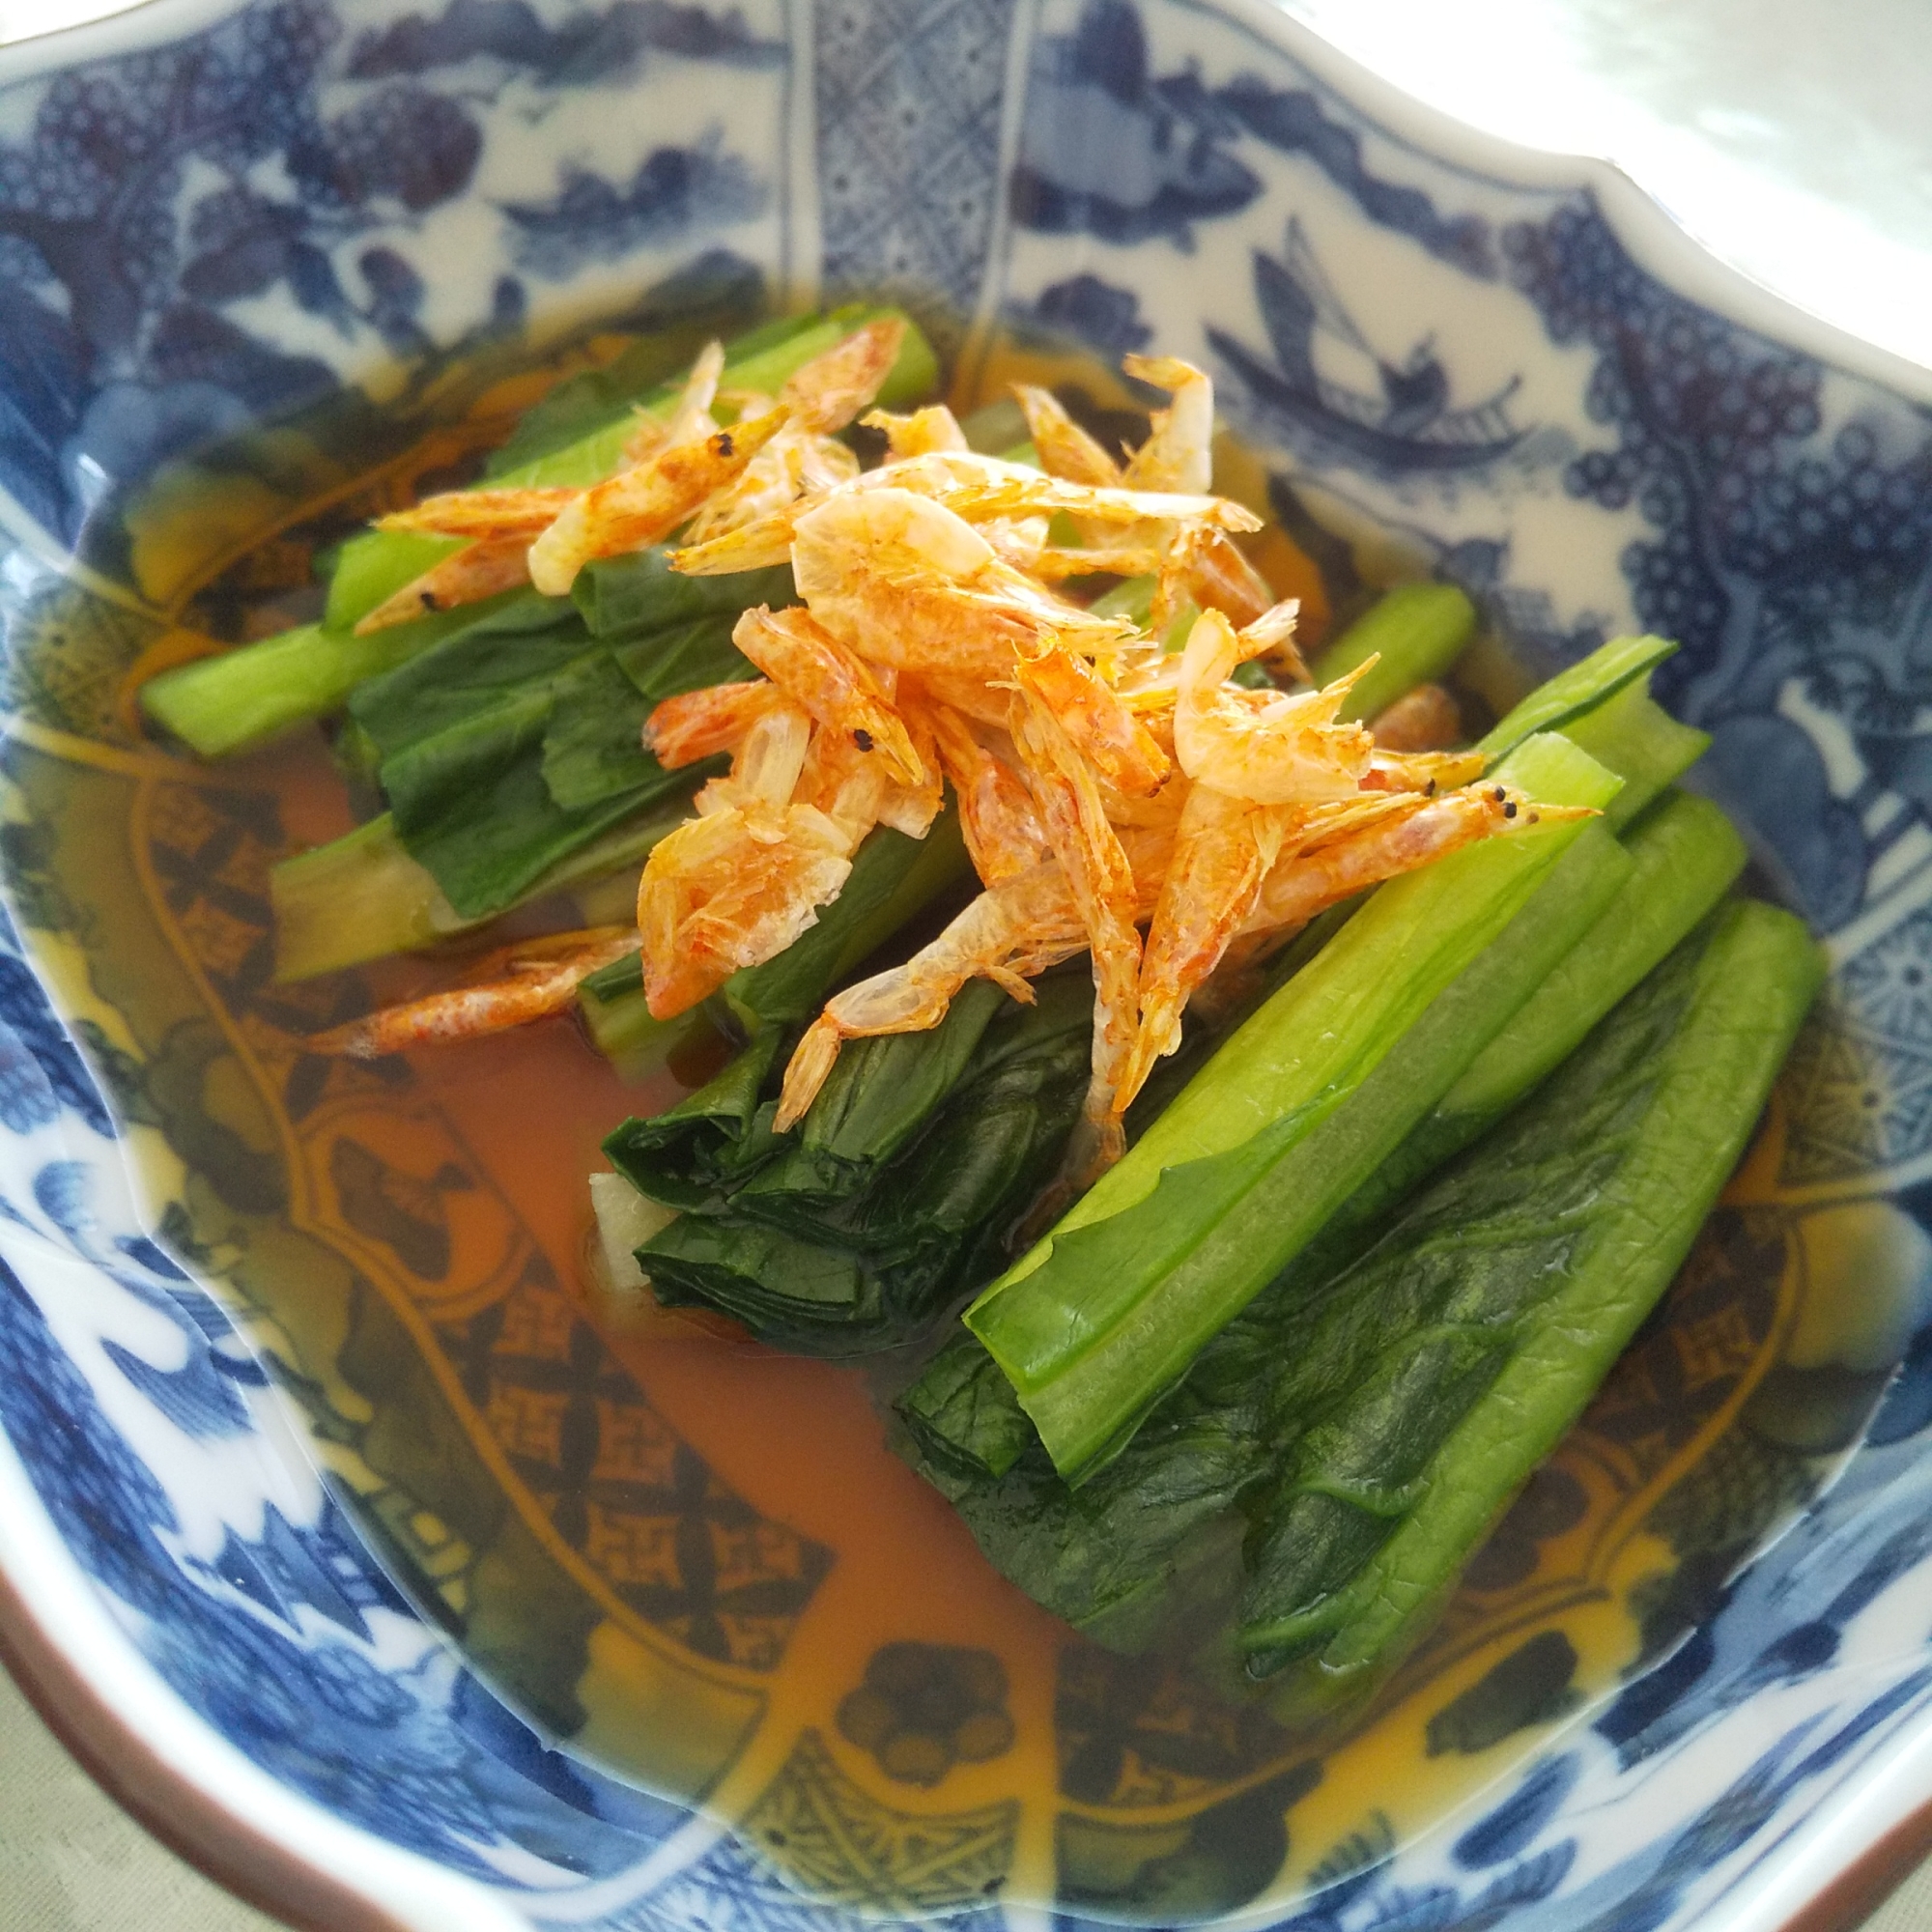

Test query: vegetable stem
[964,730,1626,1483]
[270,799,687,981]
[144,599,517,759]
[144,306,936,756]
[1307,582,1476,724]
[1245,897,1823,1718]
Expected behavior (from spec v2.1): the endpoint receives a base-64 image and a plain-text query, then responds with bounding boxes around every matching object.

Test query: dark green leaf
[347,594,589,761]
[573,548,796,639]
[612,974,1094,1354]
[611,613,754,698]
[540,653,664,812]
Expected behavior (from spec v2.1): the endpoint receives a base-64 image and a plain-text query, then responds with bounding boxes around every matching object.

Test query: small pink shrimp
[781,317,907,435]
[1013,642,1171,797]
[775,862,1093,1129]
[645,679,787,769]
[1113,782,1293,1111]
[793,699,944,842]
[376,487,578,539]
[1120,355,1215,496]
[679,326,894,543]
[308,928,641,1057]
[773,821,1176,1127]
[1151,529,1296,644]
[1361,747,1487,794]
[621,340,724,463]
[863,404,970,458]
[916,668,1020,730]
[639,806,853,1018]
[790,487,1132,682]
[1010,385,1123,487]
[669,454,1258,579]
[916,697,1050,885]
[1174,609,1373,805]
[638,703,864,1017]
[1368,682,1465,753]
[353,534,533,634]
[1240,783,1588,939]
[923,473,1262,534]
[527,407,789,596]
[1025,543,1171,582]
[1010,691,1145,1179]
[730,605,927,788]
[1186,532,1282,630]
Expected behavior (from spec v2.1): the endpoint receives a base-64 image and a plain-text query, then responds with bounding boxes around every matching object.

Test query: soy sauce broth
[9,319,1917,1923]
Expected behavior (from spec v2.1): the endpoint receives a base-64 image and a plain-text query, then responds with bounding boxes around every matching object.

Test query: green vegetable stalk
[1477,633,1678,764]
[918,897,1821,1683]
[140,598,530,761]
[1306,582,1477,724]
[1238,897,1822,1719]
[964,729,1625,1483]
[142,305,936,758]
[1267,788,1747,1301]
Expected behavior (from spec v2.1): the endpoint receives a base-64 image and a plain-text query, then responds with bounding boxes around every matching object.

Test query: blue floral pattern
[0,0,795,548]
[4,0,1932,1927]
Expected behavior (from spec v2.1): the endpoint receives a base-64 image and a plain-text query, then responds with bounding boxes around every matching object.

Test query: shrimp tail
[774,1013,845,1131]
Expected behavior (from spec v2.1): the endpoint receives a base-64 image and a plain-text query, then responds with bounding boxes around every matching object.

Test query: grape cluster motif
[1506,204,1932,718]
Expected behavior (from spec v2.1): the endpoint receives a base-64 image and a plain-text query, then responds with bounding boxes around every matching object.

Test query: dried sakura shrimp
[327,327,1581,1179]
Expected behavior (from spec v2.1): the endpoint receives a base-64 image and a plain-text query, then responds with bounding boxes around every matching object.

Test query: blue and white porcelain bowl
[4,2,1932,1928]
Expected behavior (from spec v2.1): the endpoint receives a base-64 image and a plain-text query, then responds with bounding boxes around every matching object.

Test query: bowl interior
[3,0,1932,1927]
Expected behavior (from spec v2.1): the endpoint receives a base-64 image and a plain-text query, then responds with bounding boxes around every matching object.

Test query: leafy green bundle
[883,638,1823,1700]
[909,897,1820,1720]
[611,975,1094,1352]
[341,554,790,922]
[140,306,938,980]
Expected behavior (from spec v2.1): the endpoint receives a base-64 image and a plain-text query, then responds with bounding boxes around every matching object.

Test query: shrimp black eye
[1504,801,1518,819]
[1492,785,1507,803]
[419,591,441,611]
[853,727,875,752]
[1424,779,1436,796]
[716,432,736,458]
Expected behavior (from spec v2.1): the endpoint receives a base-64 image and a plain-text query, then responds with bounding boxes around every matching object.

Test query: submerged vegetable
[1238,897,1822,1716]
[913,897,1820,1694]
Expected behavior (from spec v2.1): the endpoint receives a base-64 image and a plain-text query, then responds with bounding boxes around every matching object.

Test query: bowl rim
[0,1351,525,1932]
[0,2,1930,1929]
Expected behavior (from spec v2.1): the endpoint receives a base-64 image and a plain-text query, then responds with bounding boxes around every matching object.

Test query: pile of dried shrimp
[327,321,1571,1185]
